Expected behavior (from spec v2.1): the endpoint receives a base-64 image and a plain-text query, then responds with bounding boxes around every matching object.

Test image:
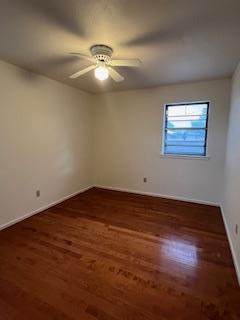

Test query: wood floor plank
[0,187,239,319]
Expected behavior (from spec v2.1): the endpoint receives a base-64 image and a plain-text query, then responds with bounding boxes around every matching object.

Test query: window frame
[161,101,210,159]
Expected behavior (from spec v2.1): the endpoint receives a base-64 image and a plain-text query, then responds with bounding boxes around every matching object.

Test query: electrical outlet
[36,190,40,198]
[235,224,238,235]
[143,177,147,183]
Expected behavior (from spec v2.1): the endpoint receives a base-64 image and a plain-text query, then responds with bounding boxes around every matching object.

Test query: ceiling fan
[69,45,142,82]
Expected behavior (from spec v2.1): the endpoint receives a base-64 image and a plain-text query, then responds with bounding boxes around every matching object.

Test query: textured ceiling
[0,0,240,93]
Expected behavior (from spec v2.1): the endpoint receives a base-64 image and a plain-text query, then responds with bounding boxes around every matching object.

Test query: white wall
[222,62,240,283]
[0,59,237,281]
[0,60,232,232]
[93,79,230,205]
[0,60,93,228]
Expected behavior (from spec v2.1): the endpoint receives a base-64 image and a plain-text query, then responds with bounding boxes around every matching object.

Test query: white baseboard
[94,185,219,207]
[220,205,240,286]
[0,185,93,232]
[1,185,218,233]
[2,184,238,285]
[95,184,240,285]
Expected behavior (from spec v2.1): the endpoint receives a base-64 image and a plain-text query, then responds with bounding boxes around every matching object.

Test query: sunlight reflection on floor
[162,239,198,268]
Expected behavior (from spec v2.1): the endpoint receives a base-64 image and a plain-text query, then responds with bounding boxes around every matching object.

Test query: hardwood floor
[0,187,239,320]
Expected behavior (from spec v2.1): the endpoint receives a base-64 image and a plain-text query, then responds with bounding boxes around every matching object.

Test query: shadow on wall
[16,67,41,82]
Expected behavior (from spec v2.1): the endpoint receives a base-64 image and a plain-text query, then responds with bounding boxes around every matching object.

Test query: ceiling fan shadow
[120,11,223,47]
[34,55,89,75]
[121,28,177,47]
[116,67,146,86]
[16,67,41,82]
[22,0,86,38]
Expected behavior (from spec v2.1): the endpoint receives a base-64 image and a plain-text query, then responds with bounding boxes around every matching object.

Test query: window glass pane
[166,119,207,128]
[164,102,209,156]
[167,103,208,117]
[185,104,208,116]
[165,129,206,143]
[164,145,206,156]
[165,140,205,147]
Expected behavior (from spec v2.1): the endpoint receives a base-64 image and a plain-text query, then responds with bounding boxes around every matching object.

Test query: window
[163,102,209,157]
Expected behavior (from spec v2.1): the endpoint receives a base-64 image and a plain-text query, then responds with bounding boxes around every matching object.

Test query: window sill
[160,154,210,160]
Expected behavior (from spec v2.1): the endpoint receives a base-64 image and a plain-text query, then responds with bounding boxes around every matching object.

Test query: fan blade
[69,65,95,79]
[109,59,141,67]
[69,52,95,62]
[108,67,124,82]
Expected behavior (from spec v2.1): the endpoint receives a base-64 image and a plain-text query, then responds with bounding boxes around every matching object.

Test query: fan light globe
[94,66,109,81]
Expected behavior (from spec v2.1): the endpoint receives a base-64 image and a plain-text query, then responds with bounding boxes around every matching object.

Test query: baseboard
[0,185,93,232]
[2,184,238,285]
[94,184,239,284]
[94,185,219,207]
[220,205,240,286]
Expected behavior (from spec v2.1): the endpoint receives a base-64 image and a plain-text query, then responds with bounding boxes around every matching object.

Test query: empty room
[1,0,240,319]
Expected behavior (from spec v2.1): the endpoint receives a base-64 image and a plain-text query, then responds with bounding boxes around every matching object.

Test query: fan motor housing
[90,45,113,63]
